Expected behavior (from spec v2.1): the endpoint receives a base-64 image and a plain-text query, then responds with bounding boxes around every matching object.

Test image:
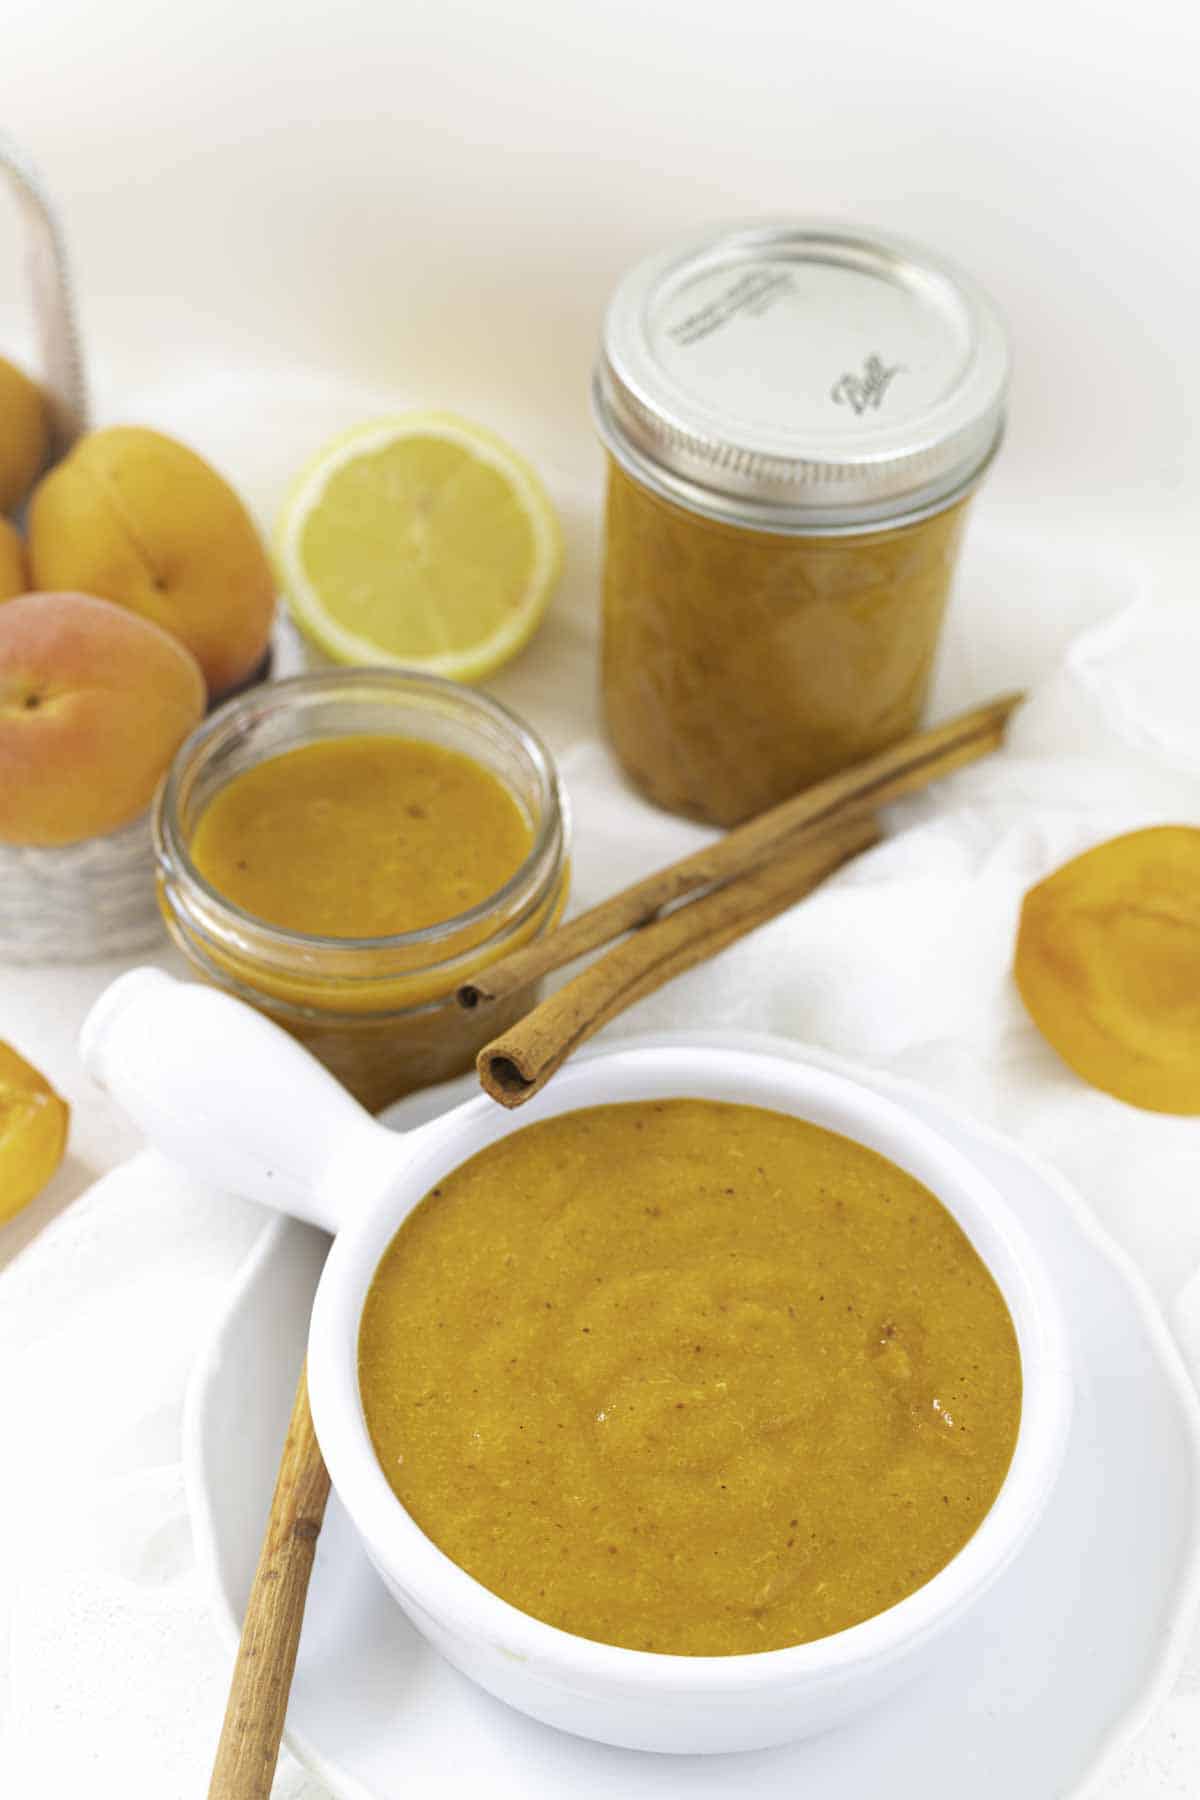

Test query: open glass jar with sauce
[154,670,569,1113]
[594,221,1010,826]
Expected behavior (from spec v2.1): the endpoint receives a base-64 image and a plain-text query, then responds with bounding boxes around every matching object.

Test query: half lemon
[275,413,562,682]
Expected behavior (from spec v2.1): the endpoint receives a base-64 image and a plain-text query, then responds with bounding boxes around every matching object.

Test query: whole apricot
[26,426,275,696]
[1014,825,1200,1113]
[0,517,27,600]
[0,1041,69,1225]
[0,591,205,846]
[0,354,49,515]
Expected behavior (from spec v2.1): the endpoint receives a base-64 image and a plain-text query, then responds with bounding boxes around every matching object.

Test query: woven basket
[0,144,283,966]
[0,814,164,963]
[0,139,137,963]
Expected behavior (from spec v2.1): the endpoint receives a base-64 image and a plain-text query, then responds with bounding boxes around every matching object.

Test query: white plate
[184,1032,1200,1800]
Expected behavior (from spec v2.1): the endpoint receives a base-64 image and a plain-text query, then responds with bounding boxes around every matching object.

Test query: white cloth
[3,408,1200,1795]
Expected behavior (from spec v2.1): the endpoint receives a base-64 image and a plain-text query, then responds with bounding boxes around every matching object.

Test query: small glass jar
[594,221,1010,826]
[154,670,569,1113]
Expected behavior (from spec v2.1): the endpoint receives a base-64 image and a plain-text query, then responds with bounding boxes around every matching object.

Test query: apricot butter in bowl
[82,971,1071,1753]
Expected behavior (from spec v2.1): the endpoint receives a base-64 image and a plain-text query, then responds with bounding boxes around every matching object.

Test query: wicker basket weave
[0,815,164,963]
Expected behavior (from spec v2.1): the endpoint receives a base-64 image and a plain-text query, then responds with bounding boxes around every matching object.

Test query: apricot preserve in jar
[154,671,569,1112]
[594,222,1009,825]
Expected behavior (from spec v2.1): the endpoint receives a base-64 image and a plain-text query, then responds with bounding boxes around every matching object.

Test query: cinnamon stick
[477,810,881,1107]
[458,693,1021,1011]
[208,1365,330,1800]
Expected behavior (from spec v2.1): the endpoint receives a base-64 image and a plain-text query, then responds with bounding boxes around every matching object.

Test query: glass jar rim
[154,667,568,958]
[596,389,1002,537]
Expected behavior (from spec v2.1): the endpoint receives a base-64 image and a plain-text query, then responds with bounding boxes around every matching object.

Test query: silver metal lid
[594,220,1009,533]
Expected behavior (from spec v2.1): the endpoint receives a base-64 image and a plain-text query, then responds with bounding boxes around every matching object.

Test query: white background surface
[3,1,1200,1794]
[4,0,1200,549]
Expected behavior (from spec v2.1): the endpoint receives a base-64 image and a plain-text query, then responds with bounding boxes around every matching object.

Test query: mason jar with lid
[594,221,1009,827]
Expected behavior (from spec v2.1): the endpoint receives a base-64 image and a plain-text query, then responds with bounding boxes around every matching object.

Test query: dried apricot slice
[1014,826,1200,1113]
[0,1041,69,1223]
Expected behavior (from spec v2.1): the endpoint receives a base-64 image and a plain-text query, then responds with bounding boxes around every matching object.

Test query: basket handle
[0,134,89,459]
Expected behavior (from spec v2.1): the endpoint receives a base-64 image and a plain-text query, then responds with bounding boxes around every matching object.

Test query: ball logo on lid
[831,353,907,417]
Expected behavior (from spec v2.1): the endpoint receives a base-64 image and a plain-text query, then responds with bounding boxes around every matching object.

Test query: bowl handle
[79,968,408,1234]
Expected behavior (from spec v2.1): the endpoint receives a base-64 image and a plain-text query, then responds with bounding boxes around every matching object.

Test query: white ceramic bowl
[81,969,1072,1754]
